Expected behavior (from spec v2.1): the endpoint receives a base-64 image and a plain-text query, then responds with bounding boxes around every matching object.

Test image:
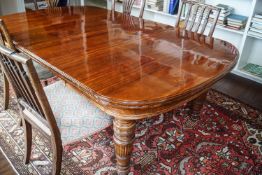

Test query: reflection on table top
[1,6,238,109]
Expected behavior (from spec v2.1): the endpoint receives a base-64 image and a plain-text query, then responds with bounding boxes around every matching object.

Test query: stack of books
[227,14,248,30]
[249,14,262,38]
[147,0,164,11]
[210,4,233,27]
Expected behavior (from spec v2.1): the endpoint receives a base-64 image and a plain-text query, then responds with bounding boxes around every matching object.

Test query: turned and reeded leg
[3,74,9,110]
[188,92,208,120]
[113,119,136,175]
[23,119,32,164]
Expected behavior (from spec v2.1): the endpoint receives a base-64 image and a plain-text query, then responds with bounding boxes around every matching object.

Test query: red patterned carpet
[0,80,261,174]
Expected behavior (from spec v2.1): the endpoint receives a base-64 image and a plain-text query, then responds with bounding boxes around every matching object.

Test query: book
[210,4,233,26]
[228,24,244,29]
[163,0,170,13]
[216,4,234,13]
[248,31,262,39]
[226,25,242,30]
[254,14,262,19]
[227,14,248,23]
[216,4,232,10]
[219,11,231,17]
[228,21,246,26]
[147,0,164,11]
[252,17,262,23]
[251,22,262,30]
[250,28,262,34]
[169,0,178,14]
[212,16,227,21]
[171,0,179,15]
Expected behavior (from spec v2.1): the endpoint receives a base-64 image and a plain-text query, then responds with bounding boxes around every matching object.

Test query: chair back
[45,0,60,8]
[0,20,16,50]
[175,0,221,36]
[32,0,39,10]
[0,19,59,137]
[111,0,146,18]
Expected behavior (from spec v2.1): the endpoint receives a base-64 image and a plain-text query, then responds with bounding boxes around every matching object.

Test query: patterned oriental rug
[0,80,262,174]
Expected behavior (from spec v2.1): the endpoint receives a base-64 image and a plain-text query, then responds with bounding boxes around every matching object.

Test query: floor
[0,73,261,174]
[212,73,262,111]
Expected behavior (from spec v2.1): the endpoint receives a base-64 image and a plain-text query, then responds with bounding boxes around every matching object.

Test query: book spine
[163,0,170,13]
[169,0,175,14]
[171,0,179,15]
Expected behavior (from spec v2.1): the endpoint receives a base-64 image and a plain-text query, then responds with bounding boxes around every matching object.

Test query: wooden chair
[45,0,69,7]
[33,0,39,10]
[175,0,221,37]
[0,20,14,110]
[111,0,147,18]
[0,20,54,109]
[175,1,220,119]
[0,20,112,175]
[45,0,59,7]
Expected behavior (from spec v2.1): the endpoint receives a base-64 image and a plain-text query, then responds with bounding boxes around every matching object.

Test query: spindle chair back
[0,19,62,175]
[111,0,147,18]
[175,0,221,36]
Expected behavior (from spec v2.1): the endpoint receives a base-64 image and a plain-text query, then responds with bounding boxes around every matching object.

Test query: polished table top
[1,6,238,119]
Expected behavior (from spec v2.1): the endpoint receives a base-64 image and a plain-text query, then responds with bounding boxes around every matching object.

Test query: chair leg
[43,80,48,87]
[51,136,63,175]
[33,0,38,10]
[23,119,32,164]
[19,118,23,127]
[3,74,9,110]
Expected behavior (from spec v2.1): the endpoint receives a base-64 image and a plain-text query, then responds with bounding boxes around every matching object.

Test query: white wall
[0,0,25,16]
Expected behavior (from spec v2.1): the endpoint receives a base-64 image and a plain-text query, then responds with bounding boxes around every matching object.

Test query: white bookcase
[107,0,262,83]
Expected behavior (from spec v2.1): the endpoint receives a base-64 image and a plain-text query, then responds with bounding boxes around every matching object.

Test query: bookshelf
[233,0,262,83]
[107,0,262,83]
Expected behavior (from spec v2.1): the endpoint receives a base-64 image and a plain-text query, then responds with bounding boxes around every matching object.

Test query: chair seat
[33,62,54,80]
[44,81,113,144]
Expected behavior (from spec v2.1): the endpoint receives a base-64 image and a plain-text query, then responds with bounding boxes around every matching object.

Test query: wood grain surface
[1,6,238,119]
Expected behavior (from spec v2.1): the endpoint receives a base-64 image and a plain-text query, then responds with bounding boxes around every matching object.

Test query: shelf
[232,69,262,84]
[216,25,245,35]
[113,0,248,36]
[132,5,177,17]
[86,0,107,9]
[133,5,244,35]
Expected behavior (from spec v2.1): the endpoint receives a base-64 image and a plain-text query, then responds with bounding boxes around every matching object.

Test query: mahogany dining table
[1,6,238,174]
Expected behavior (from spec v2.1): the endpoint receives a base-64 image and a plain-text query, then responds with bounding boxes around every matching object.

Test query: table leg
[113,119,136,175]
[188,92,208,120]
